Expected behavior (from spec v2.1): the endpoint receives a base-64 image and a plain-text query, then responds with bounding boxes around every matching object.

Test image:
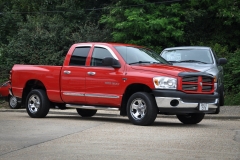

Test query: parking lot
[0,109,240,160]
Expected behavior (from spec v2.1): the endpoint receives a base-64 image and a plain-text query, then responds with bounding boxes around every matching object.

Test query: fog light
[170,99,179,107]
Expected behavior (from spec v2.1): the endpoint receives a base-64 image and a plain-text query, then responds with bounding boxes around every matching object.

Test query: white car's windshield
[161,49,213,64]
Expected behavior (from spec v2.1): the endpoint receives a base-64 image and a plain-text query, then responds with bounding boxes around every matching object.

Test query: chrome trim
[62,92,119,98]
[66,104,119,111]
[63,92,84,96]
[87,72,96,75]
[63,70,71,74]
[76,44,92,47]
[85,94,119,98]
[155,97,218,109]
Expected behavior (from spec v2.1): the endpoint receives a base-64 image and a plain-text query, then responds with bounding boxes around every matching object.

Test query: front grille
[180,75,214,93]
[202,76,212,83]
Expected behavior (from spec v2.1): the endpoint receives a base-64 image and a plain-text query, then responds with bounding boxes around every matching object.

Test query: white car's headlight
[153,77,177,89]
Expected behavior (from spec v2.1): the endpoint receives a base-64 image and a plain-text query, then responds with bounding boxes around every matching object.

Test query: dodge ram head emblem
[200,82,202,86]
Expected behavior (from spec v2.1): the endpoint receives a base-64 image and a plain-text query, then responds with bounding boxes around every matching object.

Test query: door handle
[87,72,96,76]
[63,70,71,74]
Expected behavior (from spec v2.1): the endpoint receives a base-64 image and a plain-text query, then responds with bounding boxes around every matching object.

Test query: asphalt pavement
[0,105,239,120]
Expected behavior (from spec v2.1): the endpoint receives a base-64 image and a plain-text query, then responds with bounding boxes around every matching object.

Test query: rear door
[61,45,91,103]
[85,45,124,107]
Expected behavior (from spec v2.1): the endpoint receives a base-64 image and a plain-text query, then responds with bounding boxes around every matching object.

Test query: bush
[224,49,240,105]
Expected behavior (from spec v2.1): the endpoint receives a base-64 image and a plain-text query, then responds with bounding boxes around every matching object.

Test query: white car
[160,46,227,110]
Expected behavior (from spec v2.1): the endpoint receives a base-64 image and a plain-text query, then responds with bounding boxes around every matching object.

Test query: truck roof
[74,42,141,47]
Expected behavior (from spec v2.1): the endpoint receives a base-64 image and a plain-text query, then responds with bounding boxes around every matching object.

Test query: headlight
[153,77,177,89]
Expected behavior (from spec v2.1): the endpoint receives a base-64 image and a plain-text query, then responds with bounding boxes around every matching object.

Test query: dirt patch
[0,101,10,109]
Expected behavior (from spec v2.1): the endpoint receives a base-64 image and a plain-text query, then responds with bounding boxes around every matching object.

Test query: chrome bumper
[155,97,219,109]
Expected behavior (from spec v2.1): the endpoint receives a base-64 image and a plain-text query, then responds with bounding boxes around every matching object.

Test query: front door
[85,45,124,107]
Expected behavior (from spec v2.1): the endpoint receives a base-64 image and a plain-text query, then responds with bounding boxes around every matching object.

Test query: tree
[100,0,186,52]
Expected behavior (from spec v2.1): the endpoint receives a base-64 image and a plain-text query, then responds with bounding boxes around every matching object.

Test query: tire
[127,92,158,126]
[76,109,97,117]
[9,95,21,109]
[215,101,220,114]
[219,85,224,106]
[176,113,205,124]
[26,89,50,118]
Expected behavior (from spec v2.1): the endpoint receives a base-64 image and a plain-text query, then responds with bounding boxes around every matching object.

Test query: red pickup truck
[10,42,219,125]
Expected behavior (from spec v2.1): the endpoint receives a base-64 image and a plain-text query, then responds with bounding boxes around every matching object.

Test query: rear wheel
[127,92,158,126]
[26,89,50,118]
[9,95,21,109]
[176,113,205,124]
[76,109,97,117]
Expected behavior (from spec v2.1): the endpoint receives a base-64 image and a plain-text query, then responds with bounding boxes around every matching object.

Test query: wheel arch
[120,83,153,116]
[22,79,46,106]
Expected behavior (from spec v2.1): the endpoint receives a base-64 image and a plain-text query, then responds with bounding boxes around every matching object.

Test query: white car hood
[172,63,218,76]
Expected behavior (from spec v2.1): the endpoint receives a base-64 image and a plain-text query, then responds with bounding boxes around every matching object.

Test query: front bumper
[152,90,219,114]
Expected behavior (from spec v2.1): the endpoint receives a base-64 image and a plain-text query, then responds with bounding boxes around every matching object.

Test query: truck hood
[172,63,217,76]
[130,64,197,77]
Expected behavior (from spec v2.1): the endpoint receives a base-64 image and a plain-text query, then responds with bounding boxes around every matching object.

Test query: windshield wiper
[176,60,208,64]
[129,61,153,65]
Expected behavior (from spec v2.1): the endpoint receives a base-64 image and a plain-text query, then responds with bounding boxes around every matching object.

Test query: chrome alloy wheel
[9,96,18,108]
[130,98,147,120]
[28,94,41,114]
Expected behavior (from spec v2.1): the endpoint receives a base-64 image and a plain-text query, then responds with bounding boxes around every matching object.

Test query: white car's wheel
[9,96,21,109]
[177,113,205,124]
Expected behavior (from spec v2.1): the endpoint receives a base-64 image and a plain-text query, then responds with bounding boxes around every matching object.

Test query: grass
[0,100,9,109]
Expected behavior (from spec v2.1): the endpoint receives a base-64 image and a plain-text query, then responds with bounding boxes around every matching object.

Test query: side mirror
[218,58,227,65]
[102,57,121,68]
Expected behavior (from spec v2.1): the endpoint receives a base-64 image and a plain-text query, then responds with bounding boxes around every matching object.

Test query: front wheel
[76,109,97,117]
[127,92,158,126]
[9,95,21,109]
[26,89,50,118]
[176,113,205,124]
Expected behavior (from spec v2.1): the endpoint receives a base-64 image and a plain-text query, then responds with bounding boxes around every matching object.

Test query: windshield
[114,46,169,65]
[161,49,213,64]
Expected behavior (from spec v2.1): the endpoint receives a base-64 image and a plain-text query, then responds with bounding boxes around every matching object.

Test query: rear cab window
[69,47,91,66]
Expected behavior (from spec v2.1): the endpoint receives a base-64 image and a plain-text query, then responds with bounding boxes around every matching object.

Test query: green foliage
[100,1,185,52]
[224,49,240,94]
[0,0,240,104]
[0,0,111,81]
[225,92,240,106]
[183,0,240,52]
[2,15,68,68]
